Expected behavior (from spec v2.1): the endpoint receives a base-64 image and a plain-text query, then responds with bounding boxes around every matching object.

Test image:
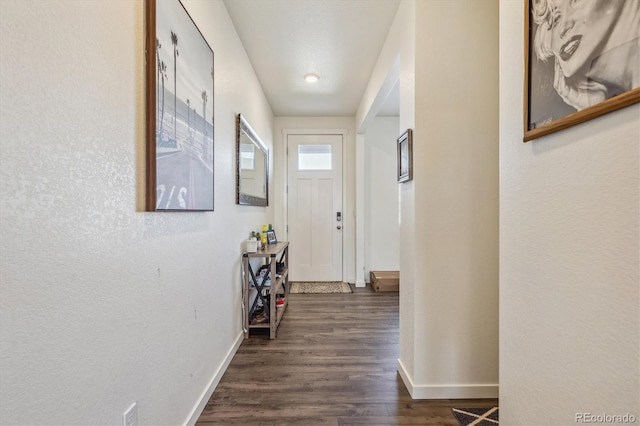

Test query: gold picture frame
[523,0,639,142]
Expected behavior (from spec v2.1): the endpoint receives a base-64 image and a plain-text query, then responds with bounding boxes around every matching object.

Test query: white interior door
[287,134,343,282]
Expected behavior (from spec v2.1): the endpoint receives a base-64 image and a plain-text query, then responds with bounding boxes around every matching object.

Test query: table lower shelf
[247,298,288,336]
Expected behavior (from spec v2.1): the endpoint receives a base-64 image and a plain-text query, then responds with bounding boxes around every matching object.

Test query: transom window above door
[298,144,332,170]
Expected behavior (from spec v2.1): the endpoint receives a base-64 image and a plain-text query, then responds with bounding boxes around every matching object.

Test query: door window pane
[298,144,332,170]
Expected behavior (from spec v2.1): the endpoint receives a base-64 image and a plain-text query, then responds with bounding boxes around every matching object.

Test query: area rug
[289,282,352,294]
[452,407,499,426]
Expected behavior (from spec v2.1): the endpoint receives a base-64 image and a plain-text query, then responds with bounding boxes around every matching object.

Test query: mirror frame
[236,113,269,206]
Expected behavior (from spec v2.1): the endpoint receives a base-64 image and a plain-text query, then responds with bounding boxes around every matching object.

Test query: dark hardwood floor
[196,285,497,425]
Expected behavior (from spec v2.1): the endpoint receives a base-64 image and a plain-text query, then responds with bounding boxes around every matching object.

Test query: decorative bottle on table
[261,224,268,250]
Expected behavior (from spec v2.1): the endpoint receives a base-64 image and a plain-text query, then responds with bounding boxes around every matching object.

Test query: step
[370,270,399,292]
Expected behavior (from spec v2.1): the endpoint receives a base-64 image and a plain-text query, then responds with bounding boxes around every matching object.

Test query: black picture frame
[266,230,277,245]
[145,0,215,211]
[397,129,413,183]
[524,0,639,142]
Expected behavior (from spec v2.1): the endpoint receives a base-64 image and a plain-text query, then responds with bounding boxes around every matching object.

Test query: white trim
[282,128,349,136]
[410,383,499,400]
[184,332,244,426]
[397,358,498,399]
[355,133,365,287]
[397,357,415,397]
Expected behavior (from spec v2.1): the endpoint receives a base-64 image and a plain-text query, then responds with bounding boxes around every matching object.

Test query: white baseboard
[355,280,366,288]
[397,358,498,399]
[184,331,244,425]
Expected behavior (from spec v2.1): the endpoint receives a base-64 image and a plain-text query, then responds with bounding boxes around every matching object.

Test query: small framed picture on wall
[397,129,413,183]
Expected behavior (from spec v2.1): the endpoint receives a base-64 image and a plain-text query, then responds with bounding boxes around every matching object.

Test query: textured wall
[0,0,273,424]
[499,1,640,424]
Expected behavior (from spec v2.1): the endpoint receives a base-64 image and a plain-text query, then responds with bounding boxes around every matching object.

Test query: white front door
[287,134,343,281]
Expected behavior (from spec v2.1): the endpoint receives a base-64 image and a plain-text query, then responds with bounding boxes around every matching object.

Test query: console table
[242,242,289,339]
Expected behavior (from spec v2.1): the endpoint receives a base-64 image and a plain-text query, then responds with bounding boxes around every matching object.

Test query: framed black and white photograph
[266,230,277,245]
[397,129,413,183]
[524,0,640,142]
[145,0,214,211]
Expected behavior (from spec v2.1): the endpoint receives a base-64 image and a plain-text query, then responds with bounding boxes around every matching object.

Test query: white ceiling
[223,0,401,117]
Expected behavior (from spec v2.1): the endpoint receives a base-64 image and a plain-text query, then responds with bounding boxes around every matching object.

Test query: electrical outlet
[123,402,138,426]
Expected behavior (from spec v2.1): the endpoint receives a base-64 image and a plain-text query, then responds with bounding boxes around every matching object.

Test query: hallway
[196,286,497,425]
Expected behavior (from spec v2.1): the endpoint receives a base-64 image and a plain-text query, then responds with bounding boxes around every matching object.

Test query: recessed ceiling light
[304,73,319,83]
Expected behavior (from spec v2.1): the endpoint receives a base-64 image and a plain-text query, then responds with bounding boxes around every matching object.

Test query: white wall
[363,117,400,279]
[273,116,356,283]
[0,1,273,424]
[364,0,498,398]
[499,1,640,424]
[397,0,499,398]
[359,0,498,399]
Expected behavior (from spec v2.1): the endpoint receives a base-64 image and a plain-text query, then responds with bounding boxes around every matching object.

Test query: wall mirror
[236,114,268,206]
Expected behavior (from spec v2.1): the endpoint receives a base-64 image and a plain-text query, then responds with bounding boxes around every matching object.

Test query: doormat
[452,407,498,426]
[289,282,352,294]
